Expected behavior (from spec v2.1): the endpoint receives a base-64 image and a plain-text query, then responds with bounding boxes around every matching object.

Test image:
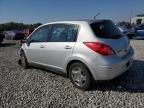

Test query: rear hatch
[90,20,130,57]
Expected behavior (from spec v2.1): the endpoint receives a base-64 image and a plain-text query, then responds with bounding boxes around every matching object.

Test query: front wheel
[69,62,92,90]
[18,51,29,69]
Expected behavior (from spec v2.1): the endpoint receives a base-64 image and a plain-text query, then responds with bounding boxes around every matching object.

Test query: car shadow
[0,43,16,47]
[28,59,144,93]
[91,59,144,93]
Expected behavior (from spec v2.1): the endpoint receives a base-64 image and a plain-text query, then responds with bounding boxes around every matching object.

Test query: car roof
[34,19,111,31]
[43,19,111,25]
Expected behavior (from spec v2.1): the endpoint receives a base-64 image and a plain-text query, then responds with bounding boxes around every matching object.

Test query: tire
[19,51,29,69]
[69,62,92,90]
[0,36,4,43]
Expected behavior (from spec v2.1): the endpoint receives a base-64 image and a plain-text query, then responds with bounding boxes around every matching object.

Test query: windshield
[90,20,123,39]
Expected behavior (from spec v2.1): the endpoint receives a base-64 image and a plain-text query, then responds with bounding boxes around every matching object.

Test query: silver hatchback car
[19,20,134,90]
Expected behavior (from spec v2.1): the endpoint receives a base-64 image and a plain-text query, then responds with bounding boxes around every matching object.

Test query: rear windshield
[90,20,123,39]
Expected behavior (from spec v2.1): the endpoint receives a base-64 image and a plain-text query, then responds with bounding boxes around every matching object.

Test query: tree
[0,22,42,31]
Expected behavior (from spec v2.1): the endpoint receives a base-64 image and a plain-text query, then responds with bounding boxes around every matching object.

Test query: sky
[0,0,144,24]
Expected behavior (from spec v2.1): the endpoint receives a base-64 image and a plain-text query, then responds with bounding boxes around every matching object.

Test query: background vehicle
[0,32,5,44]
[14,32,25,40]
[118,26,135,39]
[118,26,129,34]
[133,24,144,39]
[14,29,30,40]
[19,20,134,90]
[127,24,144,39]
[3,29,30,40]
[4,31,15,40]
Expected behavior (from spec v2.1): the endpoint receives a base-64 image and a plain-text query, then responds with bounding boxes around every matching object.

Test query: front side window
[50,24,78,42]
[29,25,50,42]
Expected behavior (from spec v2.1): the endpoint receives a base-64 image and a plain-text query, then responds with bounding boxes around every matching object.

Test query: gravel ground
[0,40,144,108]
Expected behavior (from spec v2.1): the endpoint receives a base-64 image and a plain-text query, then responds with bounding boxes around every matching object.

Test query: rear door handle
[64,45,72,49]
[40,45,45,48]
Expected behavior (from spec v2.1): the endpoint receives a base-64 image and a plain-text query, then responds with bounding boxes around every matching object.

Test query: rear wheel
[19,51,29,69]
[69,62,92,90]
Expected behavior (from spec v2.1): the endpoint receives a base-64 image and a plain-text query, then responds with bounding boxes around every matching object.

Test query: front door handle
[40,45,45,48]
[64,45,72,49]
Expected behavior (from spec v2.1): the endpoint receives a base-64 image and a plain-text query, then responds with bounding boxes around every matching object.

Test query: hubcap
[71,67,86,87]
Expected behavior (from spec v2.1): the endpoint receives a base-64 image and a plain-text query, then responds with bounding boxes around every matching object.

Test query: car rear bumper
[91,47,134,80]
[95,57,133,80]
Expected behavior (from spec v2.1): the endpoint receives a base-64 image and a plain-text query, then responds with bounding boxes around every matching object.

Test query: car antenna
[93,13,101,20]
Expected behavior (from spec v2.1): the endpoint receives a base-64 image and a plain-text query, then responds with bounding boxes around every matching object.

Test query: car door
[25,25,51,65]
[43,24,79,72]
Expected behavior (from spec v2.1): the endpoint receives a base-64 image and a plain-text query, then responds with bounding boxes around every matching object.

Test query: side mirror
[21,40,26,43]
[26,38,32,46]
[20,39,26,46]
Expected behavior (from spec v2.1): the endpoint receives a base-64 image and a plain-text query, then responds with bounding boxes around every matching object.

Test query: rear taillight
[83,42,115,56]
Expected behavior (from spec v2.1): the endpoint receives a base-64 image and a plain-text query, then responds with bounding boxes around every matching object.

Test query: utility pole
[129,12,132,25]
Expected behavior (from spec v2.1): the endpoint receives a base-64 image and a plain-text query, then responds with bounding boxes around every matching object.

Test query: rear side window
[90,20,123,39]
[50,24,78,42]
